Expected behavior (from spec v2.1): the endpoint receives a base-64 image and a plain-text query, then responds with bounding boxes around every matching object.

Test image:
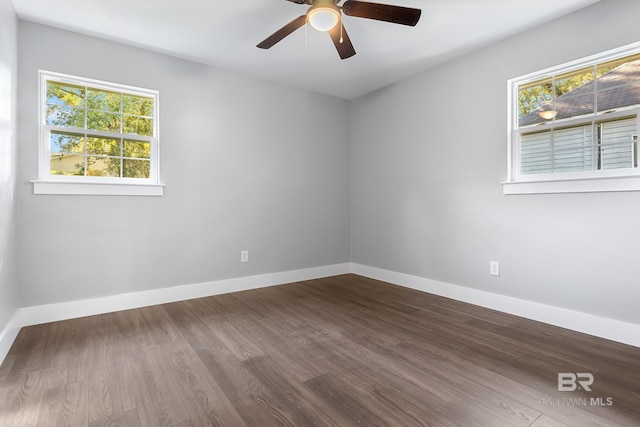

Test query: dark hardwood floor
[1,274,639,426]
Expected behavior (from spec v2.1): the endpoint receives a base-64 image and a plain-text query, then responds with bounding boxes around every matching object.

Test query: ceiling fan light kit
[308,2,341,32]
[257,0,421,60]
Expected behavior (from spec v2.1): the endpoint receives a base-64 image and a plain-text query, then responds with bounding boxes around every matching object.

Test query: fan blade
[257,15,307,49]
[342,0,421,26]
[329,23,356,60]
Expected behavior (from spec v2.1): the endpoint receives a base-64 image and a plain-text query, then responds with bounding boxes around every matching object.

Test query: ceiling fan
[257,0,422,59]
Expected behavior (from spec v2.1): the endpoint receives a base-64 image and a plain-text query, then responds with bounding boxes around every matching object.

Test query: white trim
[351,263,640,348]
[18,263,351,327]
[42,70,158,98]
[511,41,640,88]
[32,180,164,196]
[502,174,640,194]
[3,262,639,367]
[0,310,22,365]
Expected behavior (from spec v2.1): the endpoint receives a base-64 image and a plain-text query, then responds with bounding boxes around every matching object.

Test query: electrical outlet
[241,250,249,263]
[490,261,500,276]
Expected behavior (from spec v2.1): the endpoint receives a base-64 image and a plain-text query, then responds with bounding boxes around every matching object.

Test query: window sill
[32,180,165,196]
[503,175,640,195]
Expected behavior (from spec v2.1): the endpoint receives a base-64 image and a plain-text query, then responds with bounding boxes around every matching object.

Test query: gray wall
[350,0,640,325]
[17,22,350,306]
[0,0,19,331]
[12,0,640,328]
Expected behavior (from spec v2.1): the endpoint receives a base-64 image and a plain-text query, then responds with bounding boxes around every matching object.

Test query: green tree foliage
[47,82,153,178]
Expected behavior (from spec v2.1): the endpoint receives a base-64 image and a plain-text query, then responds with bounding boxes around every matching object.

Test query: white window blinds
[520,117,637,175]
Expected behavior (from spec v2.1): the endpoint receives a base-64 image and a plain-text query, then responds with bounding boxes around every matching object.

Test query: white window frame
[33,71,164,196]
[504,42,640,195]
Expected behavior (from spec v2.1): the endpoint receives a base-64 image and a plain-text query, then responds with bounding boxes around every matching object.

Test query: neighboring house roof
[520,59,640,126]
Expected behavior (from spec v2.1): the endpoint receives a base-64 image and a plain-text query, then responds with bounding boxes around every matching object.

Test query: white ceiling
[11,0,601,99]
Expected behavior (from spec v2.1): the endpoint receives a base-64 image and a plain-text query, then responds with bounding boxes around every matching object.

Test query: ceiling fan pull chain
[305,19,309,46]
[340,19,344,43]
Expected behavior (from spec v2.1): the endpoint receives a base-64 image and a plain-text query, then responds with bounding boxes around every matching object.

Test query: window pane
[123,140,150,159]
[50,154,85,176]
[123,115,153,136]
[518,78,553,126]
[87,89,121,113]
[554,67,595,98]
[520,125,595,174]
[50,131,84,154]
[599,118,637,170]
[521,131,552,174]
[46,105,85,128]
[552,148,593,172]
[123,95,154,117]
[87,110,121,133]
[596,54,640,90]
[87,137,120,156]
[46,82,85,108]
[601,144,634,169]
[123,159,150,178]
[86,157,120,177]
[553,93,594,120]
[552,126,593,172]
[597,82,640,112]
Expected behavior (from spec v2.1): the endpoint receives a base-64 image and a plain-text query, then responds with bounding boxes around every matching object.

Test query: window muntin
[509,46,640,185]
[39,71,158,184]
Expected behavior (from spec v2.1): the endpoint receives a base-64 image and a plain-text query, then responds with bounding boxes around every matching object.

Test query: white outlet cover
[490,261,500,276]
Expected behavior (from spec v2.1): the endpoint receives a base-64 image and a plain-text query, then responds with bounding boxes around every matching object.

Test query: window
[34,71,163,196]
[505,43,640,194]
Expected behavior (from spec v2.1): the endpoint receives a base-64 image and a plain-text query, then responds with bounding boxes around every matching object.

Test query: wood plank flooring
[1,274,639,426]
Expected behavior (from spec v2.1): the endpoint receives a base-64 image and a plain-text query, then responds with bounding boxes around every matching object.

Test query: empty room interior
[1,0,640,425]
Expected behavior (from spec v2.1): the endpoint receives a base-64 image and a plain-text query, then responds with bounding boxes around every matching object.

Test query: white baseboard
[19,263,352,327]
[0,310,22,364]
[3,261,638,369]
[351,263,640,348]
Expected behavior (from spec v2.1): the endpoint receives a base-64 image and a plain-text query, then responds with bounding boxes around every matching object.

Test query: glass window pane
[552,126,593,172]
[553,94,594,120]
[596,54,640,90]
[46,105,85,128]
[553,149,593,172]
[123,159,150,178]
[87,110,121,133]
[518,78,553,126]
[50,154,85,176]
[123,115,153,136]
[123,140,150,159]
[553,125,593,149]
[87,89,121,112]
[50,131,84,154]
[87,137,120,156]
[86,157,120,177]
[554,67,595,98]
[46,81,85,108]
[520,131,552,175]
[601,145,634,169]
[597,82,640,112]
[599,118,637,170]
[123,95,154,117]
